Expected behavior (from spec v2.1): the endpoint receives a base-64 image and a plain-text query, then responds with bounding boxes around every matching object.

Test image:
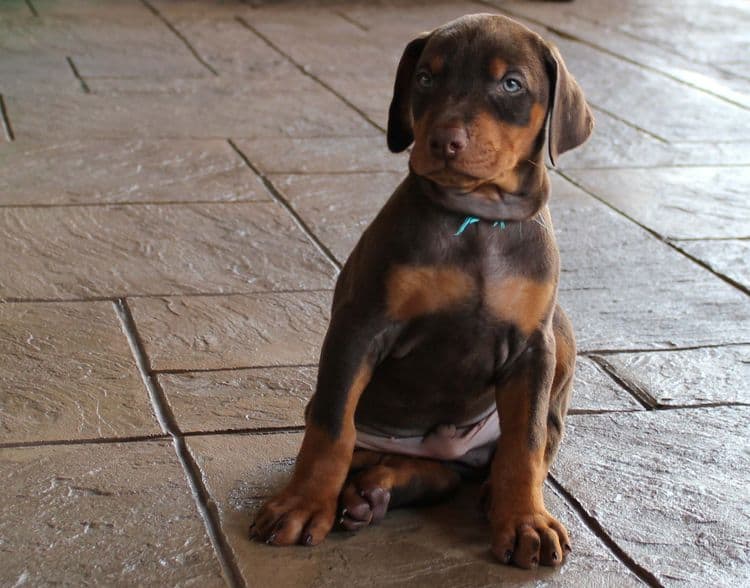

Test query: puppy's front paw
[490,508,571,569]
[250,489,337,547]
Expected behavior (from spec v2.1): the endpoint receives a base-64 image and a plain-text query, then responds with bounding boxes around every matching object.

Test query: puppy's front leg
[489,329,570,568]
[251,305,382,546]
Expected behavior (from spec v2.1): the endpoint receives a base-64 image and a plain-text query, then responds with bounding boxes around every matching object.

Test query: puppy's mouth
[415,164,486,191]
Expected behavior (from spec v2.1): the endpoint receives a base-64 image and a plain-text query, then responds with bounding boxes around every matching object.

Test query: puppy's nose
[429,126,468,159]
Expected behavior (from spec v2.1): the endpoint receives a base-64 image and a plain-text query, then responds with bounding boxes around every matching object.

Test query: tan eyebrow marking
[429,54,445,74]
[489,57,508,79]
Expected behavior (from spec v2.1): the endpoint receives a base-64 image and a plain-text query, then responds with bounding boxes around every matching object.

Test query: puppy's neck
[412,157,550,222]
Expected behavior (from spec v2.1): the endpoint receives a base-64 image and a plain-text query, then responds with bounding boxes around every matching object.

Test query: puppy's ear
[387,32,430,153]
[544,43,594,166]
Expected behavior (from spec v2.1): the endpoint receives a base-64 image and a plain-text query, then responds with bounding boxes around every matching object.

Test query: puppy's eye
[416,71,433,89]
[500,76,523,94]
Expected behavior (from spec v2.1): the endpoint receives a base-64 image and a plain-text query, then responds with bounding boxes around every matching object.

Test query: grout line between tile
[555,170,750,298]
[139,0,219,76]
[114,298,245,588]
[66,56,91,94]
[580,342,750,355]
[0,95,15,141]
[234,15,384,134]
[587,356,656,410]
[548,476,664,587]
[1,288,333,305]
[24,0,38,17]
[0,198,273,210]
[156,363,318,375]
[332,9,369,32]
[228,138,343,271]
[0,434,169,450]
[588,103,669,143]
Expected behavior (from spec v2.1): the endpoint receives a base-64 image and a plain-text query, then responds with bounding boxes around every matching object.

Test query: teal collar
[454,215,507,236]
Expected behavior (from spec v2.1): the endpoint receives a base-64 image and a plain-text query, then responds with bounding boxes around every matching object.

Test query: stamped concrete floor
[1,0,749,586]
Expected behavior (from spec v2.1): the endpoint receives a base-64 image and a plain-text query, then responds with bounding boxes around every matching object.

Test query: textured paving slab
[67,18,210,79]
[553,407,750,586]
[559,109,750,170]
[187,432,640,587]
[0,202,335,300]
[129,290,331,372]
[234,136,406,174]
[569,357,642,413]
[546,35,750,143]
[0,440,225,587]
[0,301,159,444]
[167,16,294,78]
[6,76,376,141]
[565,167,750,240]
[0,139,269,206]
[595,345,750,407]
[159,366,315,433]
[270,172,403,262]
[552,174,750,351]
[673,239,750,290]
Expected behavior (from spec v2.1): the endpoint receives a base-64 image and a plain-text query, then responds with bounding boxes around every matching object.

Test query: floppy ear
[387,32,430,153]
[544,43,594,166]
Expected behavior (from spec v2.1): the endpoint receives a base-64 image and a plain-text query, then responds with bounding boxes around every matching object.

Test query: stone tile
[8,76,376,141]
[0,440,225,587]
[673,239,750,290]
[558,109,750,170]
[269,172,403,262]
[553,407,750,586]
[158,366,315,432]
[0,139,269,206]
[68,18,210,79]
[551,174,750,351]
[546,33,750,143]
[569,356,642,413]
[187,432,640,587]
[0,202,335,300]
[0,301,159,444]
[597,345,750,407]
[234,136,406,174]
[169,16,294,78]
[129,290,331,372]
[565,167,750,240]
[242,7,389,77]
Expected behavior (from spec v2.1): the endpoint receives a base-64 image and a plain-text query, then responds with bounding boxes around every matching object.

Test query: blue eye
[416,71,433,88]
[501,76,523,93]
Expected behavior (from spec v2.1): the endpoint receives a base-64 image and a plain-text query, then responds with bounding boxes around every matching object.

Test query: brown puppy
[250,13,593,569]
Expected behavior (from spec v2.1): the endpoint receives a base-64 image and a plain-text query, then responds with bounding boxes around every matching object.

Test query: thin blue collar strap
[454,215,507,236]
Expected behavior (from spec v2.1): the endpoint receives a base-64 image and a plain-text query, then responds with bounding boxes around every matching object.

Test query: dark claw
[504,550,513,564]
[552,551,558,561]
[302,533,313,546]
[564,543,572,553]
[266,532,277,545]
[531,556,539,566]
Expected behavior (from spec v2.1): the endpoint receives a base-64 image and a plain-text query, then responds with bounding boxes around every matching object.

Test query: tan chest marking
[386,265,475,321]
[485,277,554,335]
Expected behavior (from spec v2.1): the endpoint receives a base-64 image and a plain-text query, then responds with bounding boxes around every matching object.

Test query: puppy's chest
[385,254,553,334]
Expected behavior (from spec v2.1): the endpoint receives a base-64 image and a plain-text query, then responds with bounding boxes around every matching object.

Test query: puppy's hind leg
[339,449,461,531]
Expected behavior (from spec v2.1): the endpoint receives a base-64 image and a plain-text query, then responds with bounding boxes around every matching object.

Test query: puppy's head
[388,14,593,200]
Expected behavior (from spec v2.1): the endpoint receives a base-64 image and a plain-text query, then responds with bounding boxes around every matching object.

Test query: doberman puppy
[251,13,593,569]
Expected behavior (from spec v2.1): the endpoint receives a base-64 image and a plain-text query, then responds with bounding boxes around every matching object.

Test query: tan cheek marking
[489,57,508,79]
[387,265,475,320]
[485,276,554,335]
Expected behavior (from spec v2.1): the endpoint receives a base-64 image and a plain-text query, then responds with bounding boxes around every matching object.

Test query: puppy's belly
[356,312,516,437]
